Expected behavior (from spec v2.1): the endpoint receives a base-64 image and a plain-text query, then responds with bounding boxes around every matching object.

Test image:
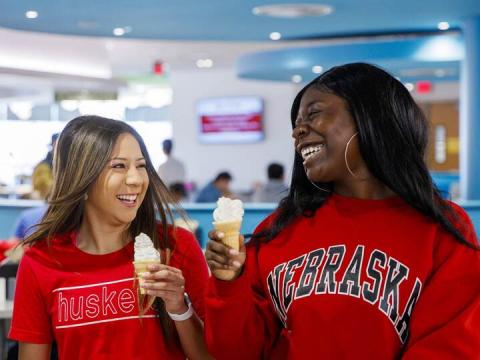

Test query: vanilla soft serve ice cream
[212,197,244,280]
[213,197,244,223]
[133,233,160,294]
[134,233,160,262]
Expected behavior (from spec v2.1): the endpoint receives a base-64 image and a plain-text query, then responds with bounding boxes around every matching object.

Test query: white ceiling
[0,27,299,94]
[0,26,460,102]
[0,26,378,90]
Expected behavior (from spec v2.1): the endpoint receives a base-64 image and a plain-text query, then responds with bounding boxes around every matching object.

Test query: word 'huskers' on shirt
[266,244,422,343]
[53,278,154,329]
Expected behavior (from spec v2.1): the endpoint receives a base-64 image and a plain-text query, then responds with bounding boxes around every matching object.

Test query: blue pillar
[460,16,480,200]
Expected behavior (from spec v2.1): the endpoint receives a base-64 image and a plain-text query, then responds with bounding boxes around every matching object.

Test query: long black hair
[255,62,476,249]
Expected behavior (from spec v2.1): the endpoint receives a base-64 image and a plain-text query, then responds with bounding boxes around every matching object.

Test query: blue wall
[2,199,480,247]
[0,199,44,239]
[431,172,459,198]
[174,203,276,248]
[0,200,277,248]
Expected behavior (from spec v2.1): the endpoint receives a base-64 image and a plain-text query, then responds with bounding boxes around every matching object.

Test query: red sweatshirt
[10,225,208,359]
[205,194,480,359]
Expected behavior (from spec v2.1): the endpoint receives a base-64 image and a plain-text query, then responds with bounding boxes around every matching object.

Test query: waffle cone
[133,260,160,294]
[213,219,242,280]
[213,219,242,250]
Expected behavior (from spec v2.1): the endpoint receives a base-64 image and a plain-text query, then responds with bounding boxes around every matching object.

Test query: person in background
[204,63,480,359]
[196,172,232,203]
[157,139,186,187]
[44,133,59,169]
[29,133,58,200]
[0,207,37,261]
[169,182,188,203]
[9,116,211,360]
[252,162,288,203]
[6,134,60,259]
[29,164,52,200]
[11,205,47,241]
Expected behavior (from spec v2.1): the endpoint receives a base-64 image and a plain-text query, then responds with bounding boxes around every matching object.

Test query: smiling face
[292,87,364,185]
[85,133,149,227]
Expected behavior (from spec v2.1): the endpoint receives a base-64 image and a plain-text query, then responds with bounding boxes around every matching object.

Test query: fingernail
[229,249,239,256]
[232,261,241,268]
[217,232,224,238]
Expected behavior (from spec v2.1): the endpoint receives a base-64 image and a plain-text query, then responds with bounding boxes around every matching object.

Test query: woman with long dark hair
[9,116,211,359]
[204,63,480,359]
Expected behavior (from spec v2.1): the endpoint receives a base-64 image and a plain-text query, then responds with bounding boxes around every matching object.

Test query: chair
[0,262,18,300]
[0,261,17,359]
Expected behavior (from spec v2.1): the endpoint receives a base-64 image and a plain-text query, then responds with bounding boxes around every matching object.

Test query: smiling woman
[204,63,480,359]
[293,89,366,187]
[9,116,211,360]
[83,133,150,235]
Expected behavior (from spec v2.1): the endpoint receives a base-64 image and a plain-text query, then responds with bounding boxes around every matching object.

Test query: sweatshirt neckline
[328,192,406,211]
[69,231,134,260]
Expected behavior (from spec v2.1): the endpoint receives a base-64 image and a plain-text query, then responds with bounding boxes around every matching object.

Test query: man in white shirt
[157,139,186,186]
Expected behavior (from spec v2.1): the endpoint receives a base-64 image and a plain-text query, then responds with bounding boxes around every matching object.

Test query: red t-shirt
[9,225,208,359]
[205,194,480,359]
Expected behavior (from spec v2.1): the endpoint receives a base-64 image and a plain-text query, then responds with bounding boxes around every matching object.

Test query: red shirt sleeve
[9,251,54,344]
[402,206,480,358]
[171,227,209,321]
[204,215,283,360]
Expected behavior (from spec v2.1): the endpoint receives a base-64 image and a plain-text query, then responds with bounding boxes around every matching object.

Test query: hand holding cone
[212,197,244,280]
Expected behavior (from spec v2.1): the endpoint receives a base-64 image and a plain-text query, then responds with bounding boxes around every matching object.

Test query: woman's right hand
[205,230,246,280]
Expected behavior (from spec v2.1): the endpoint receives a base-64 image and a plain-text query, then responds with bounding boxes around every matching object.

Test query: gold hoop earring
[344,132,359,178]
[309,180,331,193]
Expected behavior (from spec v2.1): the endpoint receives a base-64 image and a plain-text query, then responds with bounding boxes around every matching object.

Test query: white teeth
[300,144,324,160]
[117,194,137,202]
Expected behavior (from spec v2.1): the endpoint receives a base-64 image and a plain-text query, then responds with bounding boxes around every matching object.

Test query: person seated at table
[169,182,188,203]
[196,172,233,203]
[252,162,288,203]
[3,205,48,263]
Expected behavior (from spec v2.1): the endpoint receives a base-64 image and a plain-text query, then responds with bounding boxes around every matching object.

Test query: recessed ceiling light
[312,65,323,74]
[253,4,334,18]
[270,32,282,41]
[291,75,303,83]
[203,59,213,68]
[437,22,450,30]
[25,10,38,19]
[196,58,214,68]
[113,27,126,36]
[60,100,79,112]
[404,83,414,92]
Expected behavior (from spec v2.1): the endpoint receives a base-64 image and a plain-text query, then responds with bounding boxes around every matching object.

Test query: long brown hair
[24,115,179,339]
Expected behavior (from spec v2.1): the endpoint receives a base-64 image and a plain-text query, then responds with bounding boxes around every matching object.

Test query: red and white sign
[197,96,264,143]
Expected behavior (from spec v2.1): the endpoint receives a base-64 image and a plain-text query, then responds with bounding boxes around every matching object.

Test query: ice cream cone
[213,219,242,280]
[213,219,242,250]
[133,260,160,294]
